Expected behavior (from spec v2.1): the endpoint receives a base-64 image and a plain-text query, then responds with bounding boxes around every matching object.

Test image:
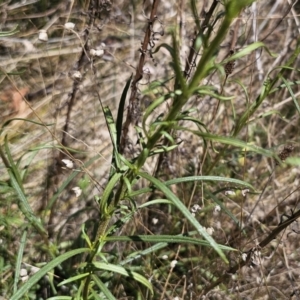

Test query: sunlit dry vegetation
[1,0,300,299]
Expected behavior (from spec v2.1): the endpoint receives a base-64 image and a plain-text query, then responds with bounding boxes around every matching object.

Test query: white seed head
[242,253,247,261]
[20,268,28,277]
[72,187,82,197]
[38,30,48,42]
[64,22,75,30]
[90,49,104,57]
[161,255,168,260]
[170,260,177,268]
[20,275,29,282]
[62,159,74,169]
[225,190,235,196]
[242,189,250,197]
[72,71,82,80]
[206,227,214,236]
[30,266,40,274]
[214,205,221,213]
[151,218,158,225]
[191,204,201,213]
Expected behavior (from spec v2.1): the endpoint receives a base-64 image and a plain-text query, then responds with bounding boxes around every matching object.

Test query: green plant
[1,0,300,299]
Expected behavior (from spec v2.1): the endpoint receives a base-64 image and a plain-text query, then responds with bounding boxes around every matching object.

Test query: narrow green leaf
[9,169,47,236]
[142,94,170,137]
[138,172,228,262]
[92,275,116,300]
[105,235,234,251]
[223,42,275,63]
[14,231,27,294]
[93,262,153,294]
[58,272,89,286]
[129,175,255,198]
[0,118,53,136]
[138,199,172,207]
[189,131,276,158]
[166,175,255,190]
[103,106,120,170]
[100,172,123,213]
[270,80,300,94]
[116,75,132,148]
[279,74,300,114]
[0,26,19,37]
[11,248,90,300]
[286,157,300,166]
[4,137,24,191]
[46,297,72,300]
[118,230,200,266]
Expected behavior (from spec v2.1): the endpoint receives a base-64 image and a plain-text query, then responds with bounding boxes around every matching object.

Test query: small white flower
[225,190,235,196]
[254,250,260,256]
[256,277,262,284]
[152,218,158,225]
[20,268,27,277]
[71,71,82,80]
[170,260,177,268]
[38,30,48,42]
[64,22,75,30]
[214,205,221,213]
[72,187,82,197]
[90,49,104,57]
[231,274,237,280]
[206,227,214,236]
[30,266,40,274]
[242,253,247,261]
[20,275,29,282]
[191,204,201,213]
[62,159,74,169]
[215,221,221,229]
[242,189,250,197]
[161,255,168,260]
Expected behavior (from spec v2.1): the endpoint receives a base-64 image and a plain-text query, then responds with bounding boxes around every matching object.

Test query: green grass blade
[92,275,116,300]
[11,248,90,300]
[9,168,47,237]
[105,235,234,251]
[279,74,300,114]
[58,272,90,286]
[138,171,229,262]
[0,26,19,37]
[190,131,276,158]
[129,175,255,198]
[116,75,132,148]
[166,176,255,190]
[46,297,72,300]
[13,230,27,294]
[100,172,123,213]
[4,137,24,191]
[92,262,153,295]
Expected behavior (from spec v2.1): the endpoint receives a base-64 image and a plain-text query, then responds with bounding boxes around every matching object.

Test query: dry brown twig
[201,207,300,297]
[120,0,160,154]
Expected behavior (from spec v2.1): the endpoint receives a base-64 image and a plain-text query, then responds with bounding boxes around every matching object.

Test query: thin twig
[200,208,300,297]
[120,0,160,154]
